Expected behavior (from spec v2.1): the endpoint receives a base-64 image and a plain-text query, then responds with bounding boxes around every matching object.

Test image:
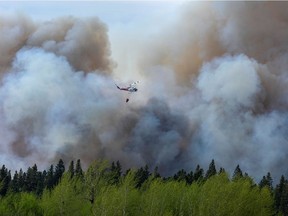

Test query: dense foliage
[0,159,285,215]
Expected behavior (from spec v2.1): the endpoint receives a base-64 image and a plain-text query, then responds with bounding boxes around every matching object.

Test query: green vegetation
[0,159,285,215]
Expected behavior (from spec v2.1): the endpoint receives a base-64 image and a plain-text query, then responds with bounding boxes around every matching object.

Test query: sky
[0,1,183,24]
[1,1,288,182]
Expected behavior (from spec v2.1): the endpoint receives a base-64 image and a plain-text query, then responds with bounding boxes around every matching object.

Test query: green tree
[84,160,110,204]
[92,169,140,216]
[36,170,45,196]
[25,164,38,193]
[135,165,150,188]
[46,165,54,190]
[232,164,243,181]
[196,173,274,216]
[75,159,83,179]
[11,171,19,193]
[186,171,194,184]
[275,175,288,215]
[193,164,204,182]
[109,161,122,185]
[141,178,190,216]
[205,159,217,179]
[0,193,42,215]
[18,169,25,192]
[259,172,273,192]
[16,193,42,215]
[68,160,75,179]
[219,167,226,174]
[54,159,65,185]
[173,169,187,182]
[0,165,11,196]
[152,166,161,179]
[41,174,89,216]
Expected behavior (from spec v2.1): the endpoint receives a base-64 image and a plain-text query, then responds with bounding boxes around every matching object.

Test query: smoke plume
[1,2,288,180]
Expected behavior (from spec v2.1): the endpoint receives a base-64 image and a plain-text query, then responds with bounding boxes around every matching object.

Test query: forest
[0,159,287,216]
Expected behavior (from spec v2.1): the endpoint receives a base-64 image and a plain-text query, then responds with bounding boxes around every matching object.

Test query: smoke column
[1,2,288,180]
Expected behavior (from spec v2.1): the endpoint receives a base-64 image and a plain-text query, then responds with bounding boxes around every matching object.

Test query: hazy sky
[0,1,184,25]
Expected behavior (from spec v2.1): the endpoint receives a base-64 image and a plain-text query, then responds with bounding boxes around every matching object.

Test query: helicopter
[115,81,139,102]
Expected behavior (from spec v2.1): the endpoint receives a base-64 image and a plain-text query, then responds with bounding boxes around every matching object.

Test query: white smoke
[1,2,288,181]
[197,55,263,108]
[0,48,120,168]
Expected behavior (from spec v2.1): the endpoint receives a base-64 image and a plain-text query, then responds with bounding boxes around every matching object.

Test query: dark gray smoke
[1,2,288,180]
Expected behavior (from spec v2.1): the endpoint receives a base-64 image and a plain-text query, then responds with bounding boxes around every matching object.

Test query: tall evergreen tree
[0,165,11,196]
[193,164,204,182]
[25,164,38,193]
[11,171,19,193]
[232,165,243,181]
[46,165,54,190]
[18,168,25,192]
[259,172,273,191]
[75,159,83,179]
[186,171,194,184]
[55,159,65,185]
[205,159,217,179]
[219,167,226,174]
[68,160,75,179]
[280,182,288,215]
[135,165,150,188]
[266,172,273,191]
[36,170,45,196]
[174,169,187,182]
[275,175,288,215]
[110,161,122,185]
[152,166,161,179]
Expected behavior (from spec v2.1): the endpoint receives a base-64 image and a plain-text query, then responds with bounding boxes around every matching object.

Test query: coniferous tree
[280,182,288,215]
[124,168,131,177]
[110,161,122,185]
[219,167,226,174]
[275,175,288,215]
[232,164,243,181]
[46,165,54,190]
[205,159,217,179]
[22,172,27,191]
[116,161,122,177]
[259,176,267,189]
[186,171,194,184]
[152,166,161,179]
[75,159,83,179]
[259,172,273,191]
[275,175,284,214]
[25,164,38,193]
[68,160,75,179]
[54,159,65,185]
[266,172,273,191]
[36,170,45,196]
[18,168,25,192]
[11,171,19,193]
[174,169,187,182]
[135,165,150,188]
[0,165,11,196]
[194,164,204,182]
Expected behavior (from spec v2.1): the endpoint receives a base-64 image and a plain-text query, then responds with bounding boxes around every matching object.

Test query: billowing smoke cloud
[0,14,116,170]
[118,1,288,178]
[0,14,113,75]
[1,2,288,180]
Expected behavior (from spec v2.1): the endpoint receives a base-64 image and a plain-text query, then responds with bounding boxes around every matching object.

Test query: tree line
[0,158,287,215]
